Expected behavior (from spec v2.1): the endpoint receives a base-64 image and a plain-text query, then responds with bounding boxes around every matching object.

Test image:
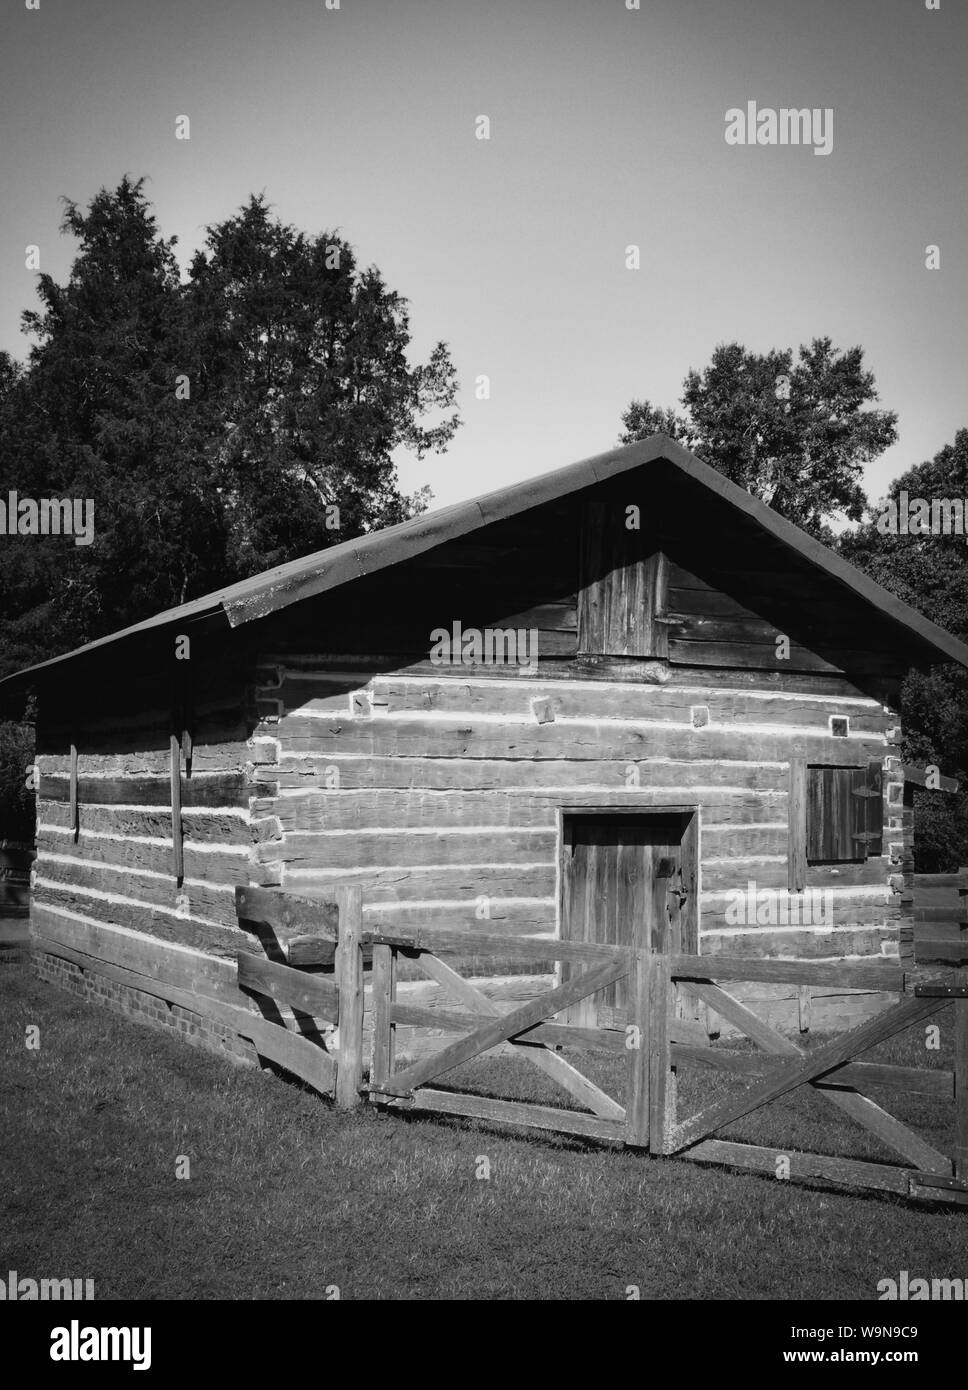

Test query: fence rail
[34,885,965,1208]
[345,916,968,1204]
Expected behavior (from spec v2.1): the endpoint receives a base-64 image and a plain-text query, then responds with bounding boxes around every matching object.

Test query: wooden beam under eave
[903,764,960,795]
[170,733,184,884]
[69,737,79,843]
[788,758,807,891]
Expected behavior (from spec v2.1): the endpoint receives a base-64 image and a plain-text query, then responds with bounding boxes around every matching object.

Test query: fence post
[648,952,675,1155]
[626,947,650,1148]
[371,943,396,1092]
[954,874,968,1180]
[334,886,364,1109]
[956,965,968,1182]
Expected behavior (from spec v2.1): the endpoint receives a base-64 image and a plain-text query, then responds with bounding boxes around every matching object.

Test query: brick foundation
[33,949,259,1069]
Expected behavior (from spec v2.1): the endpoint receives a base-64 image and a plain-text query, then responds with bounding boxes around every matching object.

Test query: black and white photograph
[1,0,966,1346]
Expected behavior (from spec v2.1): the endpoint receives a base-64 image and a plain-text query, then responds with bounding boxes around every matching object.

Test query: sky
[0,0,964,512]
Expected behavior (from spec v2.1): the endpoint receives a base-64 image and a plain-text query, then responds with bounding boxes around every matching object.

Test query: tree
[0,177,460,680]
[840,430,968,870]
[0,699,36,842]
[618,399,692,447]
[620,338,897,536]
[184,195,457,570]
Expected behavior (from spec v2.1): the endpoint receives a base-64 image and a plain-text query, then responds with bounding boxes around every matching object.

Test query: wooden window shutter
[853,760,884,858]
[806,763,883,863]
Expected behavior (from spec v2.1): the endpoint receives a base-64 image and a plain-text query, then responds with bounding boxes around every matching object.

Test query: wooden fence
[29,884,968,1206]
[913,869,968,966]
[234,889,968,1205]
[235,885,364,1107]
[357,923,968,1205]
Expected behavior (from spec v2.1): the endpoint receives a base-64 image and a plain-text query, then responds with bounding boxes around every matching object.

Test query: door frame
[555,798,701,958]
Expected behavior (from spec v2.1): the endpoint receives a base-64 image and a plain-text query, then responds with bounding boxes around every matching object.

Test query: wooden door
[560,811,697,1025]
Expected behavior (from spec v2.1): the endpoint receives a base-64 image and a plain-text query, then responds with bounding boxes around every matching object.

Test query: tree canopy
[840,431,968,870]
[0,176,460,679]
[620,338,897,537]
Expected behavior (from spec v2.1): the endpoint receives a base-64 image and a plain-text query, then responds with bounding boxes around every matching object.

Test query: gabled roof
[3,433,968,694]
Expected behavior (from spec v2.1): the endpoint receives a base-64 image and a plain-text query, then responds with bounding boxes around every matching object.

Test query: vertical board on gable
[578,500,668,658]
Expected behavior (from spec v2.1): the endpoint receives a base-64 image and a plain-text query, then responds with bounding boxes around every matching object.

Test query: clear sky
[0,0,964,511]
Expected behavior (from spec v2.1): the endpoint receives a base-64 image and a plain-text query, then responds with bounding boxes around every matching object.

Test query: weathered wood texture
[913,869,968,965]
[246,663,902,988]
[31,904,337,1093]
[578,502,668,658]
[30,701,260,963]
[27,474,918,1035]
[334,886,365,1108]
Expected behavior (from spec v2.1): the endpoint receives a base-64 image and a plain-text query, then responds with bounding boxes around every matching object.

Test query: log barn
[4,433,967,1067]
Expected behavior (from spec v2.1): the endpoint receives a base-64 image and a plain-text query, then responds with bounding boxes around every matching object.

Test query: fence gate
[366,929,642,1141]
[231,890,968,1207]
[365,926,968,1205]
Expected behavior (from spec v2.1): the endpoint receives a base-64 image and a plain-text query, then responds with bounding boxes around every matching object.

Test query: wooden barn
[4,433,967,1076]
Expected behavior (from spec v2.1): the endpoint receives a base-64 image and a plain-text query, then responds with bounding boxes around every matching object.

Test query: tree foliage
[841,430,968,870]
[620,338,897,536]
[0,177,460,680]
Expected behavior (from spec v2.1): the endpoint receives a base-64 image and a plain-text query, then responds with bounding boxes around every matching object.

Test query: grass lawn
[1,955,965,1301]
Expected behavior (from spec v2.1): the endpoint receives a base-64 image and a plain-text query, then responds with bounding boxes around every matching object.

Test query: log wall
[32,652,262,961]
[248,653,910,1034]
[26,473,925,1053]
